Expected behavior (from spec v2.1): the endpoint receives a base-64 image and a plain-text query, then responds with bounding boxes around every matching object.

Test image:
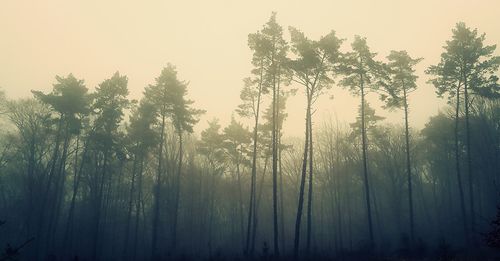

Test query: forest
[1,13,500,261]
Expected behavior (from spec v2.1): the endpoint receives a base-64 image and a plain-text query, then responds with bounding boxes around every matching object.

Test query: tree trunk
[236,159,245,252]
[92,150,109,260]
[271,64,280,257]
[278,123,286,253]
[63,136,89,255]
[454,85,469,244]
[152,114,166,260]
[294,94,311,258]
[245,60,264,255]
[360,81,374,249]
[172,131,183,251]
[463,75,476,243]
[123,149,139,259]
[132,155,145,261]
[306,104,314,254]
[403,88,415,245]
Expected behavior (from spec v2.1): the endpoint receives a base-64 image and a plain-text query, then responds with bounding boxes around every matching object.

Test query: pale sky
[1,0,499,137]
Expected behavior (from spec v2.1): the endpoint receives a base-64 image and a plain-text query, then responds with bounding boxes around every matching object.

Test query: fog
[2,0,499,137]
[1,1,500,260]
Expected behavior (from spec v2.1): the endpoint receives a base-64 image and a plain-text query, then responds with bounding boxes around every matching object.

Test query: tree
[222,117,252,251]
[381,50,422,245]
[123,100,157,260]
[252,13,288,256]
[339,36,385,249]
[288,26,343,256]
[239,14,272,254]
[32,73,90,256]
[144,64,185,259]
[198,119,226,256]
[88,72,129,260]
[169,73,204,251]
[426,22,500,243]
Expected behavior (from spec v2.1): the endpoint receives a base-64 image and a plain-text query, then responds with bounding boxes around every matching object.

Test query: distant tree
[426,22,500,242]
[144,64,185,259]
[288,26,343,256]
[381,50,422,244]
[169,73,204,251]
[88,72,129,260]
[5,98,52,246]
[244,13,289,256]
[123,100,157,260]
[222,117,252,251]
[339,36,386,249]
[198,119,226,255]
[32,73,90,256]
[239,14,272,254]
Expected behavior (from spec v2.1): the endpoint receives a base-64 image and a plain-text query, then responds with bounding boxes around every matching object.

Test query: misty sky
[1,0,499,137]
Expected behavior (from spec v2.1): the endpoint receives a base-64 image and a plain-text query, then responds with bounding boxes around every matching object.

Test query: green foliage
[199,119,226,172]
[426,22,500,102]
[349,102,385,137]
[222,117,252,166]
[92,72,130,144]
[288,27,343,100]
[381,50,422,109]
[339,36,386,95]
[127,100,158,153]
[32,74,90,118]
[144,64,203,134]
[237,77,260,118]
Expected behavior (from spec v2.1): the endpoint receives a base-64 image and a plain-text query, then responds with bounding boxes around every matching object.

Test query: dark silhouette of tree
[381,50,422,245]
[427,23,500,244]
[239,15,271,255]
[144,64,189,259]
[32,73,90,257]
[87,72,129,260]
[222,117,252,252]
[198,119,226,257]
[169,72,204,252]
[287,26,343,257]
[339,36,385,249]
[122,99,157,260]
[244,13,289,257]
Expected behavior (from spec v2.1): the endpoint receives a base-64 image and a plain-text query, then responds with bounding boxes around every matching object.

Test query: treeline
[0,13,499,260]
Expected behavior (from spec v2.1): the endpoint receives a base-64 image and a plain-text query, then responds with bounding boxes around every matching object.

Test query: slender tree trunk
[271,64,280,258]
[152,114,166,260]
[253,154,270,253]
[26,134,36,241]
[334,128,344,252]
[403,88,415,245]
[245,60,264,255]
[63,135,80,251]
[123,149,139,259]
[463,75,476,243]
[454,85,469,244]
[294,94,311,258]
[278,125,286,253]
[360,80,374,249]
[236,160,245,252]
[36,114,63,257]
[306,104,314,254]
[172,131,183,251]
[47,124,70,251]
[92,150,109,260]
[133,155,145,261]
